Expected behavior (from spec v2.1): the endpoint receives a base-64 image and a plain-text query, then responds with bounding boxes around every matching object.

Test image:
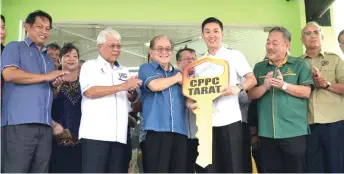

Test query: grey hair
[269,26,292,42]
[96,27,121,45]
[301,21,322,36]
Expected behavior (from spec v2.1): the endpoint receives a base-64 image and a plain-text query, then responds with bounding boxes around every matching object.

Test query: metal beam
[52,27,146,58]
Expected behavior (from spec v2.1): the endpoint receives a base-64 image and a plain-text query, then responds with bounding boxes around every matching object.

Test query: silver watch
[282,83,288,91]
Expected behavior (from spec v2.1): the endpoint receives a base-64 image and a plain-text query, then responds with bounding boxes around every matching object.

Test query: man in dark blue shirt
[1,10,68,173]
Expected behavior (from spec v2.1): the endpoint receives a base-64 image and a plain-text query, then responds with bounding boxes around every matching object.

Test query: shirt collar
[266,55,294,67]
[97,55,120,70]
[24,37,47,53]
[151,60,174,72]
[303,50,325,59]
[205,44,225,57]
[24,37,34,46]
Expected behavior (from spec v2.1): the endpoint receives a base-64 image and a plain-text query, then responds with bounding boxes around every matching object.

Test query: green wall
[2,0,306,55]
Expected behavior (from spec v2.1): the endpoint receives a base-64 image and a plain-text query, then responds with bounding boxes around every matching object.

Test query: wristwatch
[128,89,137,94]
[282,83,288,91]
[236,83,244,91]
[325,81,331,89]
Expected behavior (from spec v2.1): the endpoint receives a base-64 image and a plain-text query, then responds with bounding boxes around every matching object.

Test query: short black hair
[60,43,79,59]
[201,17,223,31]
[269,26,292,42]
[149,35,173,49]
[338,30,344,43]
[79,59,86,64]
[1,15,5,24]
[147,53,151,63]
[46,43,61,51]
[176,46,196,61]
[25,10,52,28]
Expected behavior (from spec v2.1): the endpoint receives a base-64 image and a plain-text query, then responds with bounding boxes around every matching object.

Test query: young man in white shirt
[79,28,142,173]
[188,17,257,173]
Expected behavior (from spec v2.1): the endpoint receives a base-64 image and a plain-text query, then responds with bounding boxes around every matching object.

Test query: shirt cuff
[143,75,162,92]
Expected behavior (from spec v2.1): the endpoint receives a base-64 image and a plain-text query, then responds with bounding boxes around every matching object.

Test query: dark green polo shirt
[253,56,314,139]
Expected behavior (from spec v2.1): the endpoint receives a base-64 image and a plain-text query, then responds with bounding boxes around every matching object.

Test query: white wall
[333,0,344,57]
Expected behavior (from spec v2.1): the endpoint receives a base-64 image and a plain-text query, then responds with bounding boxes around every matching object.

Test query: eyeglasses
[303,29,322,37]
[108,44,121,50]
[152,47,173,53]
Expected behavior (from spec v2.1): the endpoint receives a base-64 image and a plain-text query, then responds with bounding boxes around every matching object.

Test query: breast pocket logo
[118,73,128,81]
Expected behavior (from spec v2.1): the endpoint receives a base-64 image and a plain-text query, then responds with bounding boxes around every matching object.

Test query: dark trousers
[2,124,53,173]
[204,121,248,173]
[242,122,253,173]
[123,132,132,173]
[1,127,5,173]
[139,141,147,173]
[252,147,263,173]
[145,131,188,173]
[306,120,344,173]
[260,135,307,173]
[81,138,126,173]
[50,141,82,173]
[186,138,207,173]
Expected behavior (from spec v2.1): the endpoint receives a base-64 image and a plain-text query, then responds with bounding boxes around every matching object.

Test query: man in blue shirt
[46,43,61,70]
[138,35,188,173]
[1,10,68,173]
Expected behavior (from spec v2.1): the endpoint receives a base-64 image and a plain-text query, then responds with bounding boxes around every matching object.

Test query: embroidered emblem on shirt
[118,73,128,81]
[283,68,296,76]
[286,68,293,74]
[321,60,329,66]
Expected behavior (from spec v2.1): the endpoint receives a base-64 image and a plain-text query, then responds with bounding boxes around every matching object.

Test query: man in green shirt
[248,26,314,173]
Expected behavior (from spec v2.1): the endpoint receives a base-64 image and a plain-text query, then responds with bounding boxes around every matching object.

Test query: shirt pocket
[283,74,298,84]
[320,65,335,83]
[20,50,42,74]
[97,73,113,86]
[257,75,266,85]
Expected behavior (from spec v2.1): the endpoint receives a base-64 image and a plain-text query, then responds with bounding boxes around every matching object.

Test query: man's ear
[24,23,30,32]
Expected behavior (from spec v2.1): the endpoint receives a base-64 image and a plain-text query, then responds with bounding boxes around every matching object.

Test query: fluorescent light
[144,42,150,47]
